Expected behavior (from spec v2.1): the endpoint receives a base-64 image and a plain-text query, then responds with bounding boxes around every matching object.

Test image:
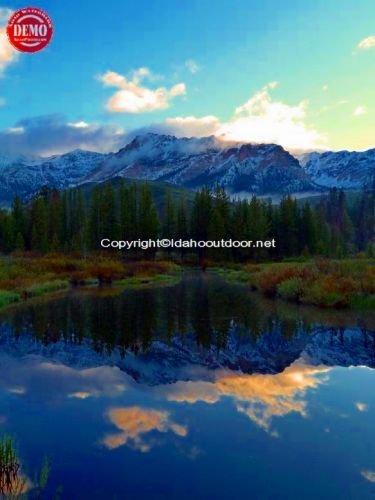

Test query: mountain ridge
[0,133,373,204]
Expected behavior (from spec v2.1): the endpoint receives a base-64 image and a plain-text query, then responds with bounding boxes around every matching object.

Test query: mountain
[0,150,106,205]
[0,134,374,205]
[0,323,374,387]
[299,148,375,189]
[85,133,315,194]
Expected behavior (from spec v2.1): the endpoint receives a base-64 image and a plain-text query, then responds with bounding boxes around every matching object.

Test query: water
[0,271,374,499]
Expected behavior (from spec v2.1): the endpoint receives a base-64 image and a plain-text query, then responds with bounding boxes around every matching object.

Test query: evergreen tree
[138,185,159,256]
[163,191,177,240]
[30,197,48,252]
[88,186,102,250]
[100,183,119,242]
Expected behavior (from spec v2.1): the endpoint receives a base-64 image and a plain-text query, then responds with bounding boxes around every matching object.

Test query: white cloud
[99,68,186,113]
[361,470,375,483]
[8,126,24,133]
[268,80,278,89]
[355,402,368,412]
[185,59,200,74]
[216,82,326,150]
[159,82,326,150]
[0,8,18,75]
[165,115,220,137]
[68,121,90,128]
[353,105,367,116]
[358,35,375,50]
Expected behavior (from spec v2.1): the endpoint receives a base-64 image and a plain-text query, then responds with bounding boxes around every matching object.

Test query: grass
[217,258,375,310]
[24,280,70,298]
[0,253,181,311]
[116,272,181,287]
[0,436,18,467]
[0,435,26,497]
[0,291,21,308]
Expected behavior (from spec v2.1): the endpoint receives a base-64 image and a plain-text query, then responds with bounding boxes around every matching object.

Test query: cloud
[0,353,130,403]
[358,36,375,50]
[165,115,221,137]
[0,8,19,75]
[162,363,329,435]
[185,59,200,74]
[353,105,367,116]
[0,114,127,156]
[355,402,368,412]
[215,82,326,150]
[160,83,326,150]
[102,406,187,452]
[361,470,375,483]
[99,68,186,113]
[0,82,327,156]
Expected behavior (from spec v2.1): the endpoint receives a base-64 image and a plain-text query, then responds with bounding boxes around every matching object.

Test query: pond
[0,270,374,499]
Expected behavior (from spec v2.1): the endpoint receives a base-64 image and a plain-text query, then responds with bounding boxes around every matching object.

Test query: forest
[0,179,373,261]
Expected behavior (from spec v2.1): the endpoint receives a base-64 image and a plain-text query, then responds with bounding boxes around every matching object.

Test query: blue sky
[0,0,374,155]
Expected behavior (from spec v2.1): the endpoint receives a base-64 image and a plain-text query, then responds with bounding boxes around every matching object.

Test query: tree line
[0,179,373,261]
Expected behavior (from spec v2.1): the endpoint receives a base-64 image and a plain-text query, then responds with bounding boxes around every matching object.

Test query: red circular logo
[6,7,53,53]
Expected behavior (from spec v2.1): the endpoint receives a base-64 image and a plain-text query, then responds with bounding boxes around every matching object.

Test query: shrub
[25,280,69,297]
[255,265,301,296]
[87,261,125,283]
[277,278,304,302]
[300,282,349,308]
[0,291,21,308]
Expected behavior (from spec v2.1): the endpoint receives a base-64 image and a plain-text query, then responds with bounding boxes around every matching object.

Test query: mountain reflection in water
[0,271,374,499]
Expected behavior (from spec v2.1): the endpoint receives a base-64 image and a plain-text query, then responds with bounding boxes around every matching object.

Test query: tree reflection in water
[0,271,374,361]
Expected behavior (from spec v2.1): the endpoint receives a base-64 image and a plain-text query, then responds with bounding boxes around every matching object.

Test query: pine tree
[88,186,102,250]
[176,194,189,258]
[30,197,48,252]
[11,196,25,248]
[190,187,212,241]
[138,185,159,256]
[100,183,119,242]
[163,191,177,240]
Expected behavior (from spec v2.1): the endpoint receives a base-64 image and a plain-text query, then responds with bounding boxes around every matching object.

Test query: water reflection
[0,272,374,378]
[159,363,330,435]
[103,407,188,452]
[0,271,374,498]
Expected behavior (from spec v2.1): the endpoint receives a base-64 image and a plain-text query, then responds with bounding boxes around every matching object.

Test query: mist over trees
[0,179,374,261]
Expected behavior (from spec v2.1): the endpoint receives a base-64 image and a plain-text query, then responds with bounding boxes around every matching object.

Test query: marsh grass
[0,291,21,309]
[0,253,180,311]
[219,258,375,309]
[25,280,69,298]
[0,435,26,498]
[0,435,51,498]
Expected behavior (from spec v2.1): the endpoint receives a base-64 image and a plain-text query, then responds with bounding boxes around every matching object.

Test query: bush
[277,278,304,302]
[87,261,125,283]
[255,265,301,296]
[301,288,349,308]
[25,280,69,298]
[0,291,21,308]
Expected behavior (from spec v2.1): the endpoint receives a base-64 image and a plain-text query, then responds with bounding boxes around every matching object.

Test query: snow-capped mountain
[0,149,106,205]
[86,133,314,194]
[0,323,373,387]
[299,148,375,189]
[0,133,374,204]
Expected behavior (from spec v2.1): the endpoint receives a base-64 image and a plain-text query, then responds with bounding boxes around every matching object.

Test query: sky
[0,0,374,156]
